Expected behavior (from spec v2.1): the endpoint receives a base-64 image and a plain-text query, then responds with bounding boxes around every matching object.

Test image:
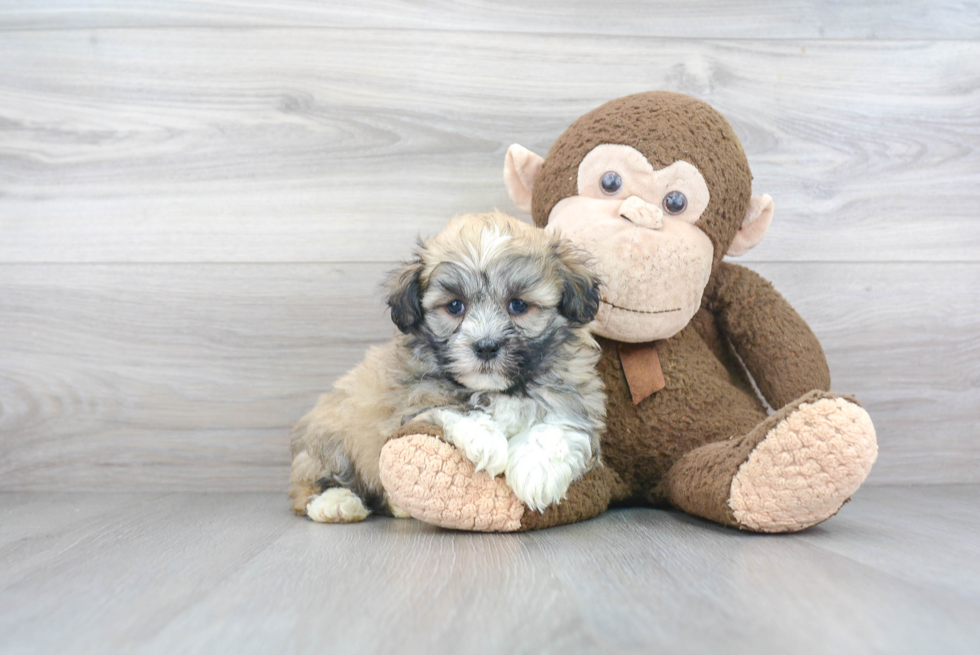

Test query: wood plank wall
[1,1,978,490]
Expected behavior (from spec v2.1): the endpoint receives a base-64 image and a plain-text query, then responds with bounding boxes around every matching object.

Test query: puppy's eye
[446,300,465,315]
[508,299,528,315]
[663,190,687,214]
[600,171,623,195]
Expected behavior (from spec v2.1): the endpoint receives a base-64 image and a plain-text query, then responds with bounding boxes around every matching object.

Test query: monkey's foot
[379,434,526,532]
[663,391,878,533]
[731,394,878,532]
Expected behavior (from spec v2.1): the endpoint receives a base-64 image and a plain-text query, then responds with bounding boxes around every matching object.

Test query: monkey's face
[504,93,774,344]
[545,144,714,343]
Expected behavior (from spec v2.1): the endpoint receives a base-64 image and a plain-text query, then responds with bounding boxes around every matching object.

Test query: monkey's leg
[379,426,619,532]
[656,390,877,533]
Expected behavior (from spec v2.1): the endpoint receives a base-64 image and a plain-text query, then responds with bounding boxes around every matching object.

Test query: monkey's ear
[556,245,602,325]
[727,194,774,257]
[385,260,425,333]
[504,144,545,215]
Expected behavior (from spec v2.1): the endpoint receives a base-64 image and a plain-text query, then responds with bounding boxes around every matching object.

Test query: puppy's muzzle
[473,338,501,362]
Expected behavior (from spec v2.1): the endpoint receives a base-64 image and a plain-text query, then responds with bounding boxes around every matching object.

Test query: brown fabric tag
[618,341,665,405]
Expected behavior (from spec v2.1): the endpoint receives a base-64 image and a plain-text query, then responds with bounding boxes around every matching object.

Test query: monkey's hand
[506,424,592,512]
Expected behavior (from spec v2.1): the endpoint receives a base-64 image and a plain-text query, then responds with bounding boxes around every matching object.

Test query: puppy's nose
[619,195,664,230]
[473,338,501,361]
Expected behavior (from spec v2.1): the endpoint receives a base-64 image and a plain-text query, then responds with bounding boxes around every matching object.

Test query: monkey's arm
[710,261,831,409]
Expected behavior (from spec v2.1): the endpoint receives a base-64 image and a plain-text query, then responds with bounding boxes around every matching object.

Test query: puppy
[289,211,605,523]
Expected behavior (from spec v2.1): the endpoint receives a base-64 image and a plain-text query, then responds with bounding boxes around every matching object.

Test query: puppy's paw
[444,412,509,477]
[306,488,370,523]
[506,424,585,512]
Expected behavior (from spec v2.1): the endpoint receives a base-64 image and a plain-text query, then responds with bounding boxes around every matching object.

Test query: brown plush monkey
[379,91,878,533]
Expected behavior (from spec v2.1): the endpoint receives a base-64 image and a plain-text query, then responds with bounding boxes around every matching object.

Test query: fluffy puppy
[289,211,605,523]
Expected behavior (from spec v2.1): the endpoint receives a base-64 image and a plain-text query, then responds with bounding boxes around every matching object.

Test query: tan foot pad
[379,434,526,532]
[729,397,878,533]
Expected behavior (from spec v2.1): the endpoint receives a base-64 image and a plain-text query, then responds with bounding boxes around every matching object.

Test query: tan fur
[290,340,433,505]
[289,482,318,515]
[288,450,323,514]
[290,211,605,518]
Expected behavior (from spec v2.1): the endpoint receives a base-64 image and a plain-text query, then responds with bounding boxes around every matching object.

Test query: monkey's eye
[446,300,465,315]
[663,190,687,214]
[508,299,528,315]
[600,171,623,195]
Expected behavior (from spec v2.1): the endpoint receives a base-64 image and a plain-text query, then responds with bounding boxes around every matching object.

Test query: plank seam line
[0,26,975,44]
[0,260,976,266]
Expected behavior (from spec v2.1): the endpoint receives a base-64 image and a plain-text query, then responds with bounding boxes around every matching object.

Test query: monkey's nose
[619,196,664,230]
[473,338,501,361]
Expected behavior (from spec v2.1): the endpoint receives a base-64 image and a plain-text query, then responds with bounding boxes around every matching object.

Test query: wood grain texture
[0,4,976,493]
[0,263,394,490]
[1,262,976,490]
[1,1,978,38]
[1,487,978,654]
[1,31,978,263]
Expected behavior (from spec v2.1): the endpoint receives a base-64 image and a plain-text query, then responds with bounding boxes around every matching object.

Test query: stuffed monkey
[378,91,877,532]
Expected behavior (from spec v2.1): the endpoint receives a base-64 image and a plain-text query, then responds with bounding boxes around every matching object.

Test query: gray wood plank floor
[1,486,978,654]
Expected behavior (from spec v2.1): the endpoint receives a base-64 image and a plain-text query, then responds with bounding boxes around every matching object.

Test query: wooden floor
[1,485,978,654]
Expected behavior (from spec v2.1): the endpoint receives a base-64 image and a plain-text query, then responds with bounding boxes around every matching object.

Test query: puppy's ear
[386,259,425,334]
[556,244,601,325]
